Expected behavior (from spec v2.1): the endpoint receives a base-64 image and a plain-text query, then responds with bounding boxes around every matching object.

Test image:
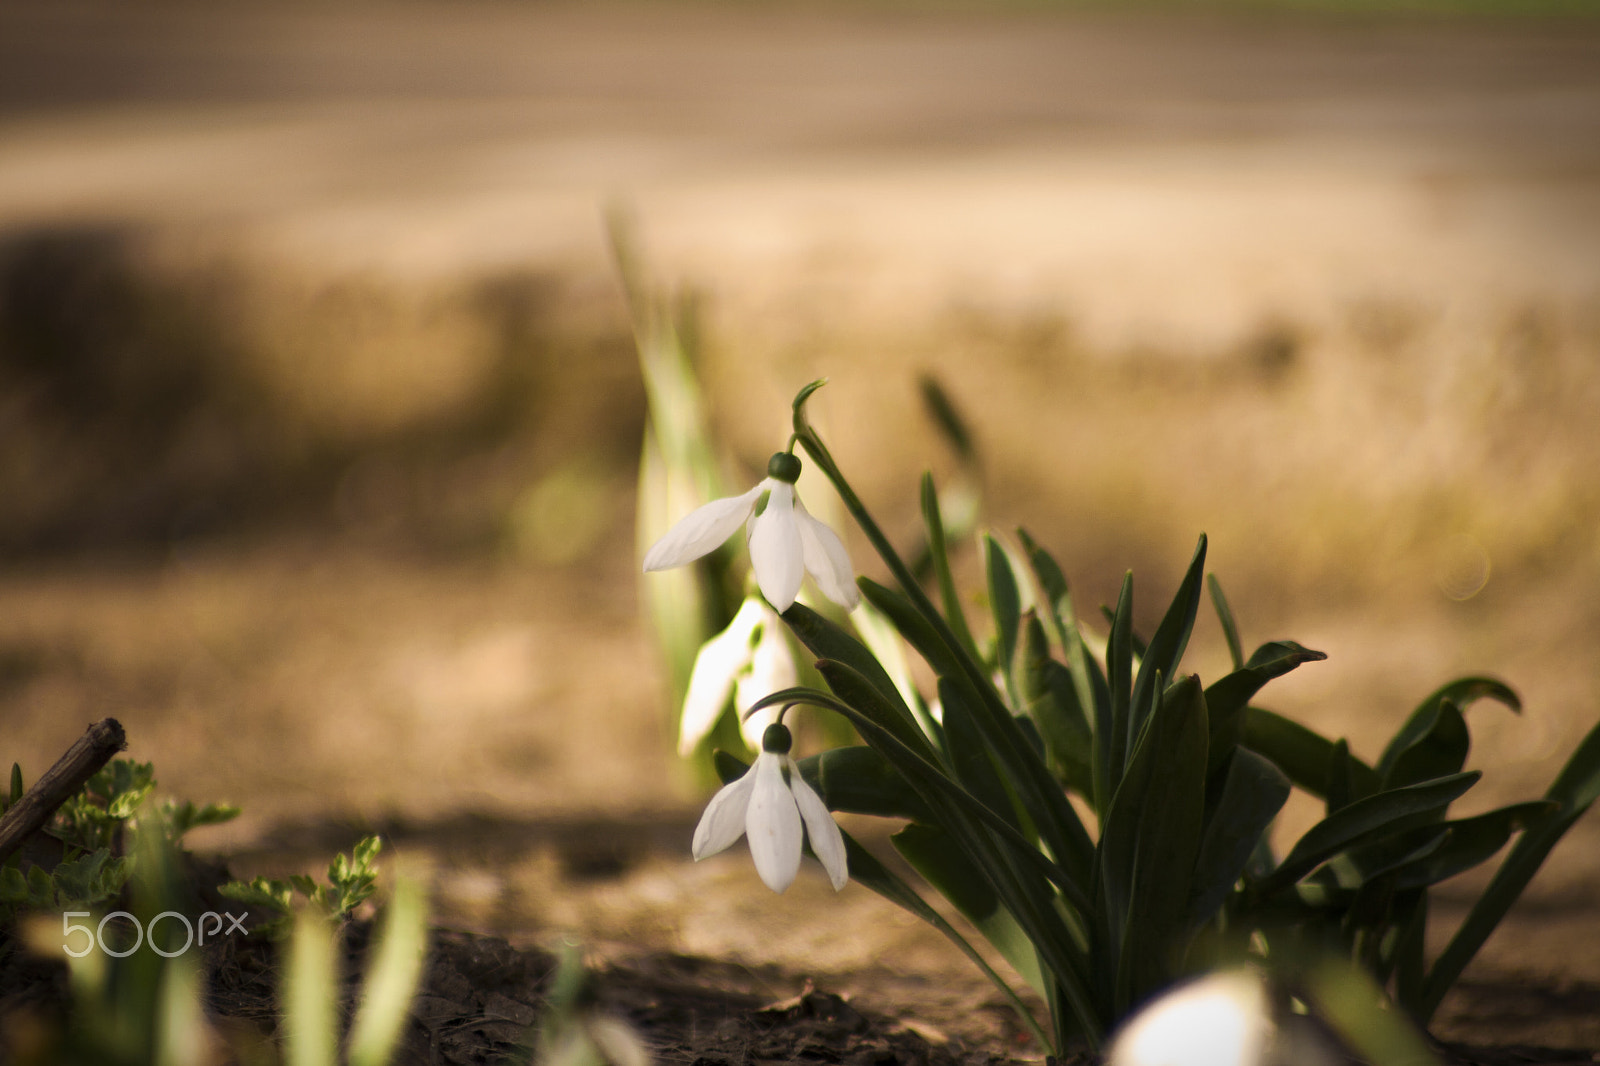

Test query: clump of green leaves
[696,381,1600,1056]
[220,835,384,938]
[0,758,238,921]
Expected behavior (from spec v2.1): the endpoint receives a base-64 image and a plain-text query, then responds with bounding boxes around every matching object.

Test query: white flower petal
[679,600,766,757]
[643,485,762,572]
[747,482,805,613]
[793,497,860,609]
[788,760,849,891]
[735,612,798,749]
[691,771,756,861]
[745,753,803,892]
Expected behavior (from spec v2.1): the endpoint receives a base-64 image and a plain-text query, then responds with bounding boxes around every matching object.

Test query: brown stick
[0,718,126,865]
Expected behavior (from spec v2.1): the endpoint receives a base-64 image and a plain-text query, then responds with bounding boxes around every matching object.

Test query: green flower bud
[767,452,802,485]
[761,722,793,754]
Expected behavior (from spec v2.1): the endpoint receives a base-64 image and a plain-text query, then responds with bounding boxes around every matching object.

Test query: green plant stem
[793,405,1093,871]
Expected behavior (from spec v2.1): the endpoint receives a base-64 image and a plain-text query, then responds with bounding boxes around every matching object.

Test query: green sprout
[219,835,384,939]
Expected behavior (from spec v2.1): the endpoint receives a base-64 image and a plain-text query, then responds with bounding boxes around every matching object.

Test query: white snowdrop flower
[691,722,848,894]
[642,452,859,613]
[679,597,798,757]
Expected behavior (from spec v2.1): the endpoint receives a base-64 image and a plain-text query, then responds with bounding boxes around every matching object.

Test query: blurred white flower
[678,597,798,757]
[642,452,858,613]
[1108,970,1271,1066]
[691,723,848,894]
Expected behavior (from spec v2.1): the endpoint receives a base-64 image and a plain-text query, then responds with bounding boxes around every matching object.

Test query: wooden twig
[0,718,126,865]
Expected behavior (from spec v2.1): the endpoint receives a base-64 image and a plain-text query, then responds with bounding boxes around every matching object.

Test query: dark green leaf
[799,745,936,822]
[1207,574,1245,671]
[1017,529,1070,648]
[1022,620,1094,797]
[1383,700,1470,792]
[711,749,748,785]
[1420,716,1600,1021]
[1389,801,1555,891]
[1126,534,1207,761]
[1325,738,1351,815]
[1255,771,1481,896]
[1241,706,1377,801]
[815,661,938,759]
[1376,677,1520,782]
[1105,573,1135,798]
[805,666,1091,914]
[856,579,965,686]
[838,828,1052,1049]
[785,601,928,749]
[1187,748,1291,932]
[986,535,1023,701]
[894,823,1045,995]
[1389,891,1429,1012]
[922,474,979,662]
[1207,642,1329,780]
[1319,823,1451,891]
[940,678,1022,831]
[1099,674,1210,1014]
[26,863,53,905]
[918,375,979,466]
[856,582,1097,875]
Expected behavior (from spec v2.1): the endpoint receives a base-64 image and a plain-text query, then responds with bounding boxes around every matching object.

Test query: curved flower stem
[790,384,1104,1050]
[792,387,1095,868]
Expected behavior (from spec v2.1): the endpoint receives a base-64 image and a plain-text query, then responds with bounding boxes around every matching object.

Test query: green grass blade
[922,474,980,662]
[348,876,431,1066]
[284,909,338,1066]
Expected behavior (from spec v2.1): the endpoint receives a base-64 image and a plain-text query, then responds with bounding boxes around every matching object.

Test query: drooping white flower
[642,452,859,614]
[679,597,798,757]
[691,723,848,894]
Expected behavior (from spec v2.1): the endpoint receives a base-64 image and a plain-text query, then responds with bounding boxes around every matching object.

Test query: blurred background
[1,0,1598,1047]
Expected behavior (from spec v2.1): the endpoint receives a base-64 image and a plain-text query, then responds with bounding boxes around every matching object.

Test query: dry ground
[2,1,1600,1056]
